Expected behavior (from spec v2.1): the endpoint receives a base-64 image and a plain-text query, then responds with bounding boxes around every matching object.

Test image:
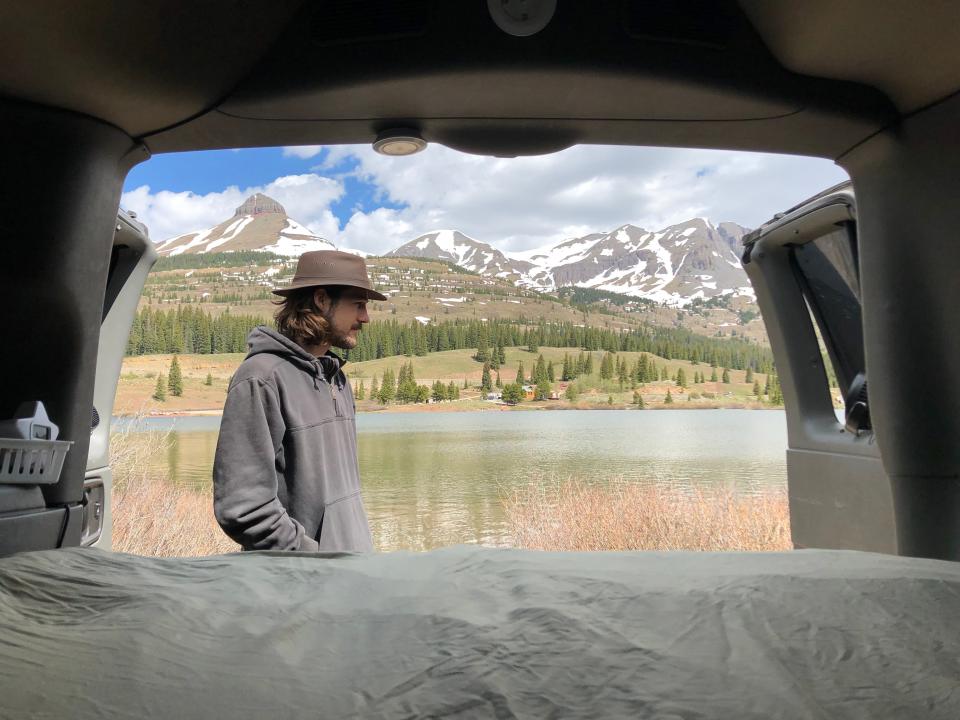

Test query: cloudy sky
[122,144,848,255]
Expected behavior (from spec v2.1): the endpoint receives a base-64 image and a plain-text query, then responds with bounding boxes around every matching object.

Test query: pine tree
[495,370,502,388]
[764,374,771,396]
[584,352,594,375]
[502,383,523,405]
[464,376,469,389]
[481,362,492,393]
[515,361,525,386]
[432,380,447,402]
[447,381,458,400]
[378,369,395,404]
[664,388,674,404]
[565,383,578,402]
[357,380,365,400]
[153,373,167,402]
[475,325,490,363]
[745,367,754,383]
[397,361,419,403]
[535,354,547,384]
[535,375,551,400]
[675,367,687,388]
[204,372,213,386]
[753,379,762,398]
[370,375,379,398]
[167,355,183,397]
[600,352,614,380]
[769,374,784,405]
[497,343,506,366]
[722,368,731,384]
[547,360,555,382]
[711,368,719,383]
[661,365,669,381]
[607,395,614,406]
[561,353,572,381]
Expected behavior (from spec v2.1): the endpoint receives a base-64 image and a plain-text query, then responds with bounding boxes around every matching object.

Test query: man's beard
[324,310,361,350]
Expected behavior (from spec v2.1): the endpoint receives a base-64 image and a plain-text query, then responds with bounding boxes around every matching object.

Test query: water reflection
[120,409,788,551]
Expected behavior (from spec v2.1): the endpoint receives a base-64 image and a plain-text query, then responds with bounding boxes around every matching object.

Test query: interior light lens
[373,129,427,156]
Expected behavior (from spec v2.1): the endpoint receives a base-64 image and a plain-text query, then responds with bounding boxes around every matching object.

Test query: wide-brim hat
[272,250,387,301]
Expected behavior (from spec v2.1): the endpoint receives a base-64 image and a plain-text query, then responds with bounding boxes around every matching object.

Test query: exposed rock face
[156,194,336,257]
[387,230,533,280]
[233,193,286,217]
[386,219,753,306]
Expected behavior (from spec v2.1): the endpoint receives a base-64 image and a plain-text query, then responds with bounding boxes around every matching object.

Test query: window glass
[791,223,864,397]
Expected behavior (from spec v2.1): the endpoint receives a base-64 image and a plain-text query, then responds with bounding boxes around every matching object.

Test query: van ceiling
[0,1,957,158]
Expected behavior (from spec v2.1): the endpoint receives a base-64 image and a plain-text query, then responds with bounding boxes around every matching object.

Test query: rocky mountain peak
[234,193,286,217]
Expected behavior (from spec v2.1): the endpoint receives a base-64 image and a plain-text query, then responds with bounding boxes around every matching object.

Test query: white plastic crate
[0,438,72,484]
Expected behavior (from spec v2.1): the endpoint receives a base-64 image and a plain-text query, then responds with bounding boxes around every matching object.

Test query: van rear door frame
[743,187,896,553]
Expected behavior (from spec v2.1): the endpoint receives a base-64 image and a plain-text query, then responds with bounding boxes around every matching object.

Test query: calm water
[117,409,788,550]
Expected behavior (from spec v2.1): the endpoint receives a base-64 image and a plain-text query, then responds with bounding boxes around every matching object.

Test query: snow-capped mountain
[516,218,752,305]
[385,219,752,306]
[156,194,336,257]
[387,230,533,280]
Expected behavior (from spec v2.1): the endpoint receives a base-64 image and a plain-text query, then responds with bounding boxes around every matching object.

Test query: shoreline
[125,401,781,419]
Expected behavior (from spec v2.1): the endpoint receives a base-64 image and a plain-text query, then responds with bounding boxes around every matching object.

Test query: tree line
[126,307,774,374]
[126,306,264,355]
[347,317,774,373]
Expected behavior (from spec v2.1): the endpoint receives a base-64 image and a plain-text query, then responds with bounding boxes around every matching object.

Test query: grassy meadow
[115,346,777,415]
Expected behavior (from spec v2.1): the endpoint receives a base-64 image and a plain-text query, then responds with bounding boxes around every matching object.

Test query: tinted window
[792,222,864,396]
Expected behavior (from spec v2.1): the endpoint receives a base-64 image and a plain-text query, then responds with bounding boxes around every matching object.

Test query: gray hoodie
[213,326,373,553]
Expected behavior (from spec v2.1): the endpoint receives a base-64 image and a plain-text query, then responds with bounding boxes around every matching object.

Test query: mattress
[1,546,958,719]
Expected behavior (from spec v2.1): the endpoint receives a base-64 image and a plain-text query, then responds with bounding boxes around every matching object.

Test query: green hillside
[140,253,769,345]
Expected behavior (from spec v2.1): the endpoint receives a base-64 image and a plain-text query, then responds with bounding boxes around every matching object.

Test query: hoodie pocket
[317,492,372,552]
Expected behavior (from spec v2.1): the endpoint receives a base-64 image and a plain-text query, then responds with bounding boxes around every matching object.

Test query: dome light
[372,129,427,156]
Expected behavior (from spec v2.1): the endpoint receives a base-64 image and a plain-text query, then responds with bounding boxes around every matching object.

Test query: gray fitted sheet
[1,546,959,719]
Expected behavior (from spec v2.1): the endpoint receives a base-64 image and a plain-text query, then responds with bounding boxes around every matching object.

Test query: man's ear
[313,287,331,313]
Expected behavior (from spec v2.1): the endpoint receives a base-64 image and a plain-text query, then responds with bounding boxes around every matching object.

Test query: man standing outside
[213,250,386,552]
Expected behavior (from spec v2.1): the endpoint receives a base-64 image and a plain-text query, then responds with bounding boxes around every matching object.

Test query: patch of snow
[414,316,430,325]
[261,235,336,257]
[203,216,253,252]
[166,227,215,256]
[436,296,466,303]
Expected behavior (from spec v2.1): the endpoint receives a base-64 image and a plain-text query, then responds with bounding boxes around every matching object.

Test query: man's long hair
[273,286,342,347]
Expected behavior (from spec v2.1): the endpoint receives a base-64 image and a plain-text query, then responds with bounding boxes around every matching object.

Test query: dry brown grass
[503,478,791,552]
[111,422,238,557]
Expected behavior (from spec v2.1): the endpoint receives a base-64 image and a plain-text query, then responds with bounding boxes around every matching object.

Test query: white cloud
[325,144,848,253]
[121,173,344,243]
[282,145,324,159]
[128,145,848,255]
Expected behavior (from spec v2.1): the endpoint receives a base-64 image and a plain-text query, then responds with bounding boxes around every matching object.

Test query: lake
[117,409,787,550]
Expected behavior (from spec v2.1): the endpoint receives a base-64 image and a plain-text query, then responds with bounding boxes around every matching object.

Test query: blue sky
[124,147,405,229]
[121,144,849,255]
